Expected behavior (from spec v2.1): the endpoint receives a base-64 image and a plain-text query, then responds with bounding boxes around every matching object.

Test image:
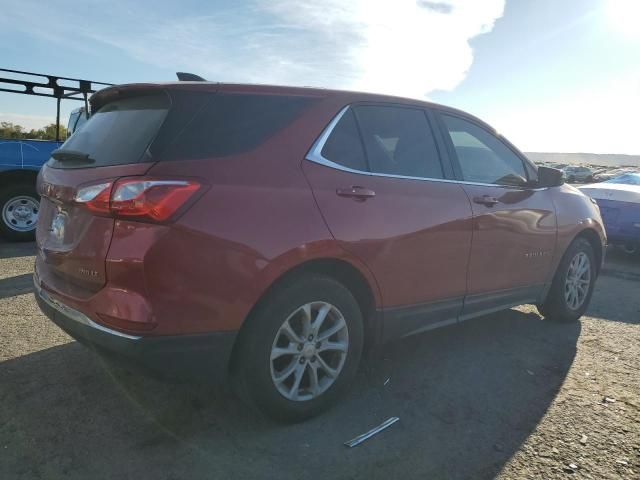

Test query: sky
[0,0,638,154]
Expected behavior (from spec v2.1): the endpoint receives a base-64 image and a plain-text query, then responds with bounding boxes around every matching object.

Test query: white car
[580,173,640,254]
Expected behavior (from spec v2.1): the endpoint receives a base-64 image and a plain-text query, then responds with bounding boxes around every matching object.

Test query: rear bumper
[34,277,237,384]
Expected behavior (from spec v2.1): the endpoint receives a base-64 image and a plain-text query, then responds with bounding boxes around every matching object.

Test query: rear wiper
[51,149,96,164]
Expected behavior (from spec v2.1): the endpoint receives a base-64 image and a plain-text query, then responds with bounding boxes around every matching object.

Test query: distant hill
[525,152,640,168]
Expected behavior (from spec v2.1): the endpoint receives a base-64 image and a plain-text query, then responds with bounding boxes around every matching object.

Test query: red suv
[34,82,605,421]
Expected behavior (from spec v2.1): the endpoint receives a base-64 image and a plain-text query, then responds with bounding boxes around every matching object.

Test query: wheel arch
[540,223,604,305]
[229,256,382,374]
[574,227,604,274]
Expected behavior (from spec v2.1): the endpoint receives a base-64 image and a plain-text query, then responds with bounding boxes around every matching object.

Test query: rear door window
[320,109,368,171]
[50,94,169,169]
[354,105,443,179]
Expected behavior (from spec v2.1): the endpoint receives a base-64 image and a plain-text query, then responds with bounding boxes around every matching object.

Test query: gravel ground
[0,241,638,479]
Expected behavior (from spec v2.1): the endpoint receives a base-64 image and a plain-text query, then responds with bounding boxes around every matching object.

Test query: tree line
[0,121,67,141]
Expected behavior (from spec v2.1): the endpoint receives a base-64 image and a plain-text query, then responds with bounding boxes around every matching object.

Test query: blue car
[580,173,640,254]
[0,108,87,241]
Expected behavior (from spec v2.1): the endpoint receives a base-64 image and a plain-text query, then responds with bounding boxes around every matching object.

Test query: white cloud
[2,0,505,99]
[489,71,640,155]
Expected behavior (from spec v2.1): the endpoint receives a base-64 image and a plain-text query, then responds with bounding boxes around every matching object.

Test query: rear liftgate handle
[336,186,376,201]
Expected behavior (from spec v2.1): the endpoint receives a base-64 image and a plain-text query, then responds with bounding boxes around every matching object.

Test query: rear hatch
[36,91,171,294]
[36,83,317,297]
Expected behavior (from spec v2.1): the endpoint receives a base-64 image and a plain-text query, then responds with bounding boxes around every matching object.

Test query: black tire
[537,237,597,323]
[232,275,364,422]
[0,184,39,242]
[567,175,576,183]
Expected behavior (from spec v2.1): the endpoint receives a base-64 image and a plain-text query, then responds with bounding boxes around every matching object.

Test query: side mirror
[537,166,564,188]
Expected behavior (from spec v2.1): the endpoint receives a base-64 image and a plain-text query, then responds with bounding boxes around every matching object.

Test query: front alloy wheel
[564,252,591,310]
[538,237,597,323]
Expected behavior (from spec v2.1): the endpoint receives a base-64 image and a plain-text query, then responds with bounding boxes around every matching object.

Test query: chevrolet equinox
[34,82,606,421]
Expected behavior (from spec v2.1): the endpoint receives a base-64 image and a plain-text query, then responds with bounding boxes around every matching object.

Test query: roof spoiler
[176,72,207,81]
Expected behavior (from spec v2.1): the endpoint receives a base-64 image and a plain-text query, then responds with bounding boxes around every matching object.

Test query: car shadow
[0,273,34,300]
[0,240,36,260]
[0,309,579,480]
[583,273,640,324]
[601,246,640,281]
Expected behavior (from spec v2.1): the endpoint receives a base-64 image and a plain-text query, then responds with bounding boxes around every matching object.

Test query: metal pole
[55,97,61,141]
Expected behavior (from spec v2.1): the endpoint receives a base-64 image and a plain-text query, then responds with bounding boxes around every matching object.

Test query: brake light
[74,182,112,214]
[111,179,201,221]
[73,178,202,222]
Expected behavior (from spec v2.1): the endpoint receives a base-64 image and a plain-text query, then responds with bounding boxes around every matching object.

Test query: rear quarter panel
[129,99,382,334]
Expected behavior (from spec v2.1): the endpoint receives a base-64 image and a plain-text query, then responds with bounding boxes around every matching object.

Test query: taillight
[74,182,112,214]
[73,178,202,222]
[111,179,201,221]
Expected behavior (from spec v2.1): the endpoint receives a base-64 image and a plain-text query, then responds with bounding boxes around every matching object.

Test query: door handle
[336,186,376,200]
[473,195,499,207]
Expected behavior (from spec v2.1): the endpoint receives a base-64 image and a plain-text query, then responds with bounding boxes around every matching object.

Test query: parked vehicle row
[562,165,593,183]
[34,82,605,420]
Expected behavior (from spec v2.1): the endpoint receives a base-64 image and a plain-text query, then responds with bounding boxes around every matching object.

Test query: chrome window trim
[305,105,548,192]
[34,275,142,341]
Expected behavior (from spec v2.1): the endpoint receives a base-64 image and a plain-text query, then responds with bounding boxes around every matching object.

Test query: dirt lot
[1,241,639,479]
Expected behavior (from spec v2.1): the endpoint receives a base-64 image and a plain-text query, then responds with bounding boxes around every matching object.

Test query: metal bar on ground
[344,417,400,448]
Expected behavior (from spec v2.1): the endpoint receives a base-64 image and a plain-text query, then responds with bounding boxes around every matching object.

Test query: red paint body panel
[460,184,557,294]
[302,161,473,307]
[33,82,605,348]
[36,162,152,295]
[34,95,381,336]
[548,184,606,275]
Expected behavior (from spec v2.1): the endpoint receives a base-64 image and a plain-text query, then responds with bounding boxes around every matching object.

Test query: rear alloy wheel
[232,275,364,422]
[270,301,349,402]
[537,237,596,323]
[0,184,39,242]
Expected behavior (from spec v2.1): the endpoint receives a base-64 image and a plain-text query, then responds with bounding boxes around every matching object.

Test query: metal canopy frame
[0,68,113,141]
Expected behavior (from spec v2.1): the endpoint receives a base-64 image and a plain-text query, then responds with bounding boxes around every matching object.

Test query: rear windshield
[49,94,169,169]
[156,92,316,161]
[49,90,315,168]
